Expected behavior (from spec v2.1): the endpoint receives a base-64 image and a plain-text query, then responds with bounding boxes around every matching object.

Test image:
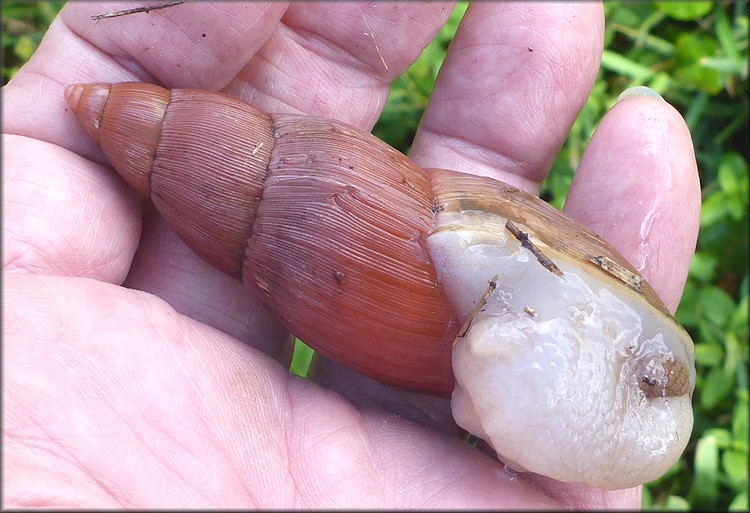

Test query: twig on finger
[90,1,185,21]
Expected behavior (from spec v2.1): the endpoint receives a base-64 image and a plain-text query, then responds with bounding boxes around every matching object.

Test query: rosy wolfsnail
[65,81,695,489]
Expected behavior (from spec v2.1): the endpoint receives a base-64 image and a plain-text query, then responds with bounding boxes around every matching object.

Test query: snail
[65,81,695,490]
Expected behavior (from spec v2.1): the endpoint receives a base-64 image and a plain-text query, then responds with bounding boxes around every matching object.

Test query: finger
[3,2,289,163]
[223,1,456,126]
[122,205,291,361]
[411,2,605,193]
[521,475,642,510]
[2,135,140,283]
[65,1,290,89]
[563,89,701,313]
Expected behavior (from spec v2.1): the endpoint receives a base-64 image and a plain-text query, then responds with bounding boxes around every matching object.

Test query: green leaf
[694,342,724,367]
[729,492,749,511]
[723,332,745,380]
[675,63,724,95]
[700,366,733,410]
[691,434,720,509]
[608,3,641,27]
[3,65,21,82]
[689,252,718,283]
[647,71,672,94]
[733,392,748,444]
[673,33,724,93]
[675,280,700,327]
[13,35,35,61]
[714,7,743,66]
[703,427,733,448]
[665,495,691,510]
[698,318,723,347]
[700,56,746,75]
[684,91,709,131]
[655,2,713,21]
[700,190,729,227]
[715,152,750,220]
[719,152,749,197]
[700,285,736,327]
[723,449,748,489]
[675,33,717,63]
[641,485,653,509]
[610,22,674,56]
[729,294,748,338]
[601,50,656,80]
[289,338,315,378]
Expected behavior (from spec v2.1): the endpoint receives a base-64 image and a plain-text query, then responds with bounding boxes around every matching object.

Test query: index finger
[410,2,605,194]
[2,2,289,162]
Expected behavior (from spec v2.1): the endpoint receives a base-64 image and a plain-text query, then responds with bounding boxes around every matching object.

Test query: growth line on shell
[452,274,501,349]
[505,220,564,277]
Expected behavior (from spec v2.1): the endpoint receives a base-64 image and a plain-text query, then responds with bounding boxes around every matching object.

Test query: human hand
[3,1,700,508]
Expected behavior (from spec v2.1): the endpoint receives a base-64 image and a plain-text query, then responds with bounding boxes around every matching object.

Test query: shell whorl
[66,82,458,395]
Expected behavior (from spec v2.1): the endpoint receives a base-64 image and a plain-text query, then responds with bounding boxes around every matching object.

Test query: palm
[3,2,699,508]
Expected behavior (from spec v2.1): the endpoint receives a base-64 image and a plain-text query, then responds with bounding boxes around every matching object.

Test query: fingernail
[616,86,664,104]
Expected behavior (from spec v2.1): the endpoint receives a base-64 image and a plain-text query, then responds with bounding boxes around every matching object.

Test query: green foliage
[289,338,315,378]
[654,2,713,22]
[2,1,64,82]
[4,2,748,510]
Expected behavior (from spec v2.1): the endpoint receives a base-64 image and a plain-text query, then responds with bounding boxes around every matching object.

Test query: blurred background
[3,1,747,510]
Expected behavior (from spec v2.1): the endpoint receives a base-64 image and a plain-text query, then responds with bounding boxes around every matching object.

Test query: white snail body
[431,209,693,488]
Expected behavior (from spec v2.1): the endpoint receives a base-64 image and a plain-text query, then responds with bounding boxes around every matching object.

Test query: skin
[2,1,700,509]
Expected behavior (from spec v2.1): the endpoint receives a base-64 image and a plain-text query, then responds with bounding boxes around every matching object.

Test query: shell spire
[65,82,274,282]
[66,82,170,198]
[64,82,459,395]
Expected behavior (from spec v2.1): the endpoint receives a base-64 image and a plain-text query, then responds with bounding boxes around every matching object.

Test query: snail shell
[65,82,695,489]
